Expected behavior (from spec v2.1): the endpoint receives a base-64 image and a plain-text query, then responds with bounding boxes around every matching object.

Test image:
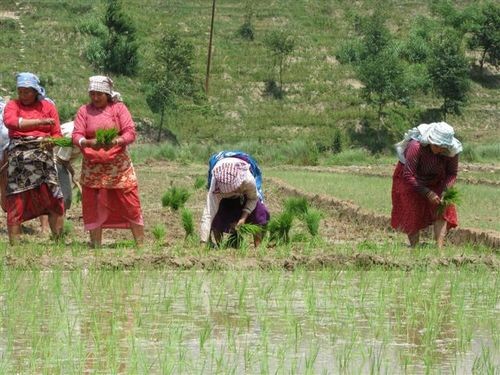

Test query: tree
[264,30,295,97]
[428,29,470,118]
[142,32,197,142]
[468,3,500,71]
[85,0,138,76]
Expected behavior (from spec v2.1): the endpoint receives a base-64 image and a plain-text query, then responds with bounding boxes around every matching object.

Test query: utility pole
[205,0,216,94]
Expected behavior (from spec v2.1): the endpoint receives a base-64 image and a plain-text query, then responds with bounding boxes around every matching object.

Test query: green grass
[0,0,498,154]
[268,170,500,232]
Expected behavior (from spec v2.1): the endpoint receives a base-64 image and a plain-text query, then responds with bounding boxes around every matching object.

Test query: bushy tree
[264,29,295,97]
[85,0,138,76]
[142,31,198,142]
[428,29,470,117]
[468,2,500,71]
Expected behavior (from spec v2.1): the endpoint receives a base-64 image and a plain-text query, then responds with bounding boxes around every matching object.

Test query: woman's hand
[426,191,441,205]
[111,137,124,146]
[40,118,55,126]
[80,138,98,148]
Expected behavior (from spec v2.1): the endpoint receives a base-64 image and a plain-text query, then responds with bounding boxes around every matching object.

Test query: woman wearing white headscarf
[391,122,463,248]
[72,76,144,248]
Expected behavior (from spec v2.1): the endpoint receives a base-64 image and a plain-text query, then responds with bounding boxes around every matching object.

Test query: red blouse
[3,99,61,138]
[403,140,458,196]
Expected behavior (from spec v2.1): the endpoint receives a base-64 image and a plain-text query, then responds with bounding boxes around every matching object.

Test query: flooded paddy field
[0,268,498,374]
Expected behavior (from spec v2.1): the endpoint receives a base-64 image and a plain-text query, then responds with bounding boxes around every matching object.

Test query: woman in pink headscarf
[200,156,270,247]
[73,76,144,248]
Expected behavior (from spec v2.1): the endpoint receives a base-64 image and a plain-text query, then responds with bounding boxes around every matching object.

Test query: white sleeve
[200,178,221,242]
[241,172,258,214]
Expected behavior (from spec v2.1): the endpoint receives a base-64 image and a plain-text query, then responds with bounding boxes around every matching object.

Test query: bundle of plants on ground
[151,224,166,243]
[161,186,190,210]
[193,176,205,190]
[268,210,294,244]
[437,186,462,215]
[96,128,119,145]
[181,208,194,239]
[284,197,309,218]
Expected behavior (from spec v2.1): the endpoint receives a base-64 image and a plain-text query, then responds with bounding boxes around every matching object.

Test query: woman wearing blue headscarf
[2,72,64,245]
[391,122,463,249]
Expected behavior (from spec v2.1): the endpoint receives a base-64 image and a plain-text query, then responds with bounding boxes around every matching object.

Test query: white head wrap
[88,75,122,102]
[395,122,462,163]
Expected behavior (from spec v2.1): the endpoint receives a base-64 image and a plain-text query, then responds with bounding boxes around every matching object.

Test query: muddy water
[0,269,497,374]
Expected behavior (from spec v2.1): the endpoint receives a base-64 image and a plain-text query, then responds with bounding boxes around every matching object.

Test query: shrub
[161,187,190,210]
[237,21,254,41]
[263,79,284,99]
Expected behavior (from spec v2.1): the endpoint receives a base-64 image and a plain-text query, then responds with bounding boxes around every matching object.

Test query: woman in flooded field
[391,122,462,249]
[72,76,144,248]
[200,151,270,247]
[2,73,65,245]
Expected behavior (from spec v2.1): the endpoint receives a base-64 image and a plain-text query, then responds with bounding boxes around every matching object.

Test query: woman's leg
[253,233,263,248]
[39,215,50,234]
[89,228,102,248]
[48,213,63,238]
[212,229,223,245]
[7,225,21,245]
[408,231,420,247]
[130,223,144,246]
[433,219,447,249]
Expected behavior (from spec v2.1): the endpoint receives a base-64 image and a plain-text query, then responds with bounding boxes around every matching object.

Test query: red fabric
[82,186,143,230]
[3,99,61,138]
[80,145,124,164]
[391,162,458,234]
[6,183,64,225]
[72,102,136,147]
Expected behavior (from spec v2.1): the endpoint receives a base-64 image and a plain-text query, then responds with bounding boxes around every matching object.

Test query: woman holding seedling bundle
[391,122,462,249]
[2,72,65,244]
[200,151,270,247]
[73,76,144,248]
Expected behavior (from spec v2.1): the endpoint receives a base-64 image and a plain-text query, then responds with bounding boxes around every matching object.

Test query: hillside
[0,0,498,160]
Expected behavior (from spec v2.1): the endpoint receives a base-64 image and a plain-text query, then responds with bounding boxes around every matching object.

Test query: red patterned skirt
[6,183,65,226]
[391,162,458,235]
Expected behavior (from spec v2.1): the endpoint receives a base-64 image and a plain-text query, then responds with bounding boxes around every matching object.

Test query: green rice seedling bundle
[96,128,119,144]
[193,176,205,190]
[181,208,194,238]
[161,187,190,210]
[47,137,73,147]
[304,208,322,236]
[237,223,263,236]
[437,186,461,215]
[268,210,294,243]
[152,224,166,242]
[284,197,309,218]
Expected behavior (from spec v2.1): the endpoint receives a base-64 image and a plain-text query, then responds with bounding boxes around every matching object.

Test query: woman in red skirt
[391,122,462,248]
[2,73,65,245]
[72,76,144,248]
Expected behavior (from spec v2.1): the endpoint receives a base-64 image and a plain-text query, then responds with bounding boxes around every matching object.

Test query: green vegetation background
[0,0,498,164]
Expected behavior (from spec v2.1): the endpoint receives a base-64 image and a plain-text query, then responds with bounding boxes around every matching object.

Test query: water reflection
[0,269,498,373]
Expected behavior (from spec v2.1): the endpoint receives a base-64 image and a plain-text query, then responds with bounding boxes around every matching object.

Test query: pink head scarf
[212,160,249,193]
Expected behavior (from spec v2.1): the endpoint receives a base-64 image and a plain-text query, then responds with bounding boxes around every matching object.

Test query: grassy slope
[0,0,498,150]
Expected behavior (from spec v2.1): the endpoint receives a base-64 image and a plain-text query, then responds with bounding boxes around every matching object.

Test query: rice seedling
[181,208,194,238]
[437,186,462,215]
[268,211,294,243]
[193,176,205,190]
[95,128,119,144]
[161,186,190,210]
[304,208,322,236]
[284,196,309,217]
[151,224,166,243]
[47,137,73,147]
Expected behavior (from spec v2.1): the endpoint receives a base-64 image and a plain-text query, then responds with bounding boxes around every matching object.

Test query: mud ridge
[269,177,500,250]
[4,253,498,270]
[277,166,500,187]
